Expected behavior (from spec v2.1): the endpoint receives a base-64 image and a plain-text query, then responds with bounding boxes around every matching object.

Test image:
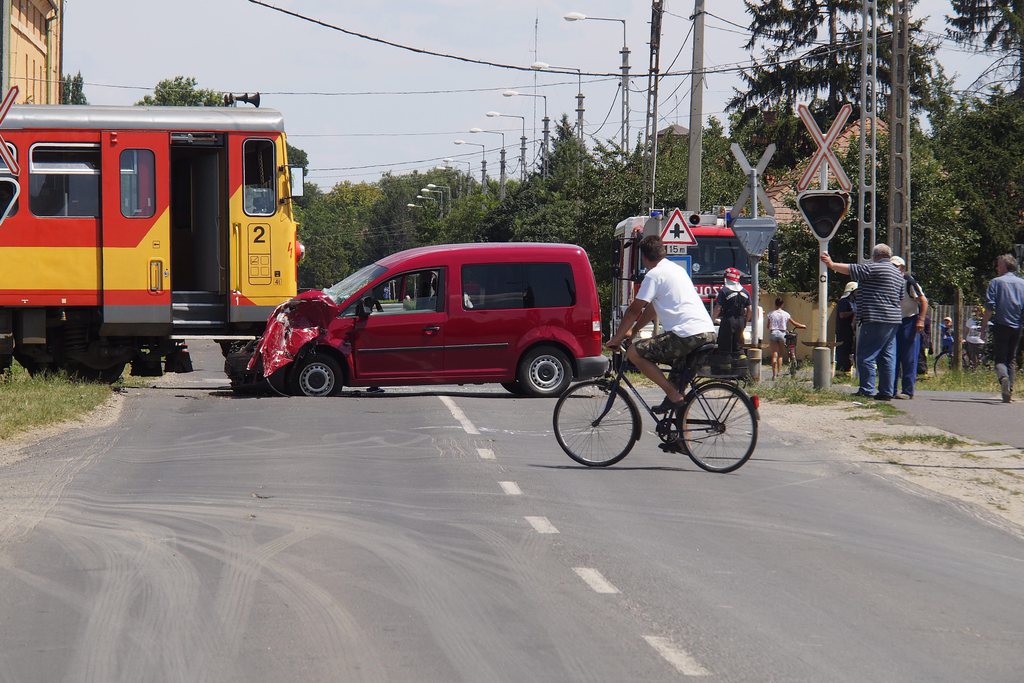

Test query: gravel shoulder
[759,399,1024,534]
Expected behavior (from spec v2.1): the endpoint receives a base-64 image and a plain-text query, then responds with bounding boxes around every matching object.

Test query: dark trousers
[991,323,1023,390]
[835,334,854,372]
[717,316,745,356]
[894,317,921,396]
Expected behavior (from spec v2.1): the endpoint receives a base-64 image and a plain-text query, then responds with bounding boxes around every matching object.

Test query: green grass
[916,368,1000,393]
[0,361,116,441]
[865,433,969,448]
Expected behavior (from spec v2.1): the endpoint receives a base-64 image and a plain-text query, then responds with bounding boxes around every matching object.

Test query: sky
[63,1,991,192]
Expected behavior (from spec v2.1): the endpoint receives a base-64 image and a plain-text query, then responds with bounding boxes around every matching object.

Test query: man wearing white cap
[891,255,928,399]
[835,281,858,374]
[712,267,752,361]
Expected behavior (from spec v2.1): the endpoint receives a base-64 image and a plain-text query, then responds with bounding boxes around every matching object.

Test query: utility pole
[481,159,487,197]
[621,34,630,153]
[858,0,879,264]
[498,147,506,200]
[643,0,665,213]
[889,0,912,266]
[686,0,705,214]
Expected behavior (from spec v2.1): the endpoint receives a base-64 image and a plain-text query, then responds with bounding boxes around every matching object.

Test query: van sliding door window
[119,149,155,218]
[462,262,576,310]
[243,139,276,216]
[28,143,100,217]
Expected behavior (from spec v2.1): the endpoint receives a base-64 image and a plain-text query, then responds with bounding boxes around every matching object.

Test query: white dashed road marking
[572,567,620,594]
[439,396,479,435]
[643,636,711,677]
[525,516,559,534]
[499,481,522,495]
[476,448,495,460]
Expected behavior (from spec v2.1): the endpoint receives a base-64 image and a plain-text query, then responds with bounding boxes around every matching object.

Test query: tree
[728,1,937,150]
[136,76,224,107]
[947,0,1024,97]
[60,71,87,104]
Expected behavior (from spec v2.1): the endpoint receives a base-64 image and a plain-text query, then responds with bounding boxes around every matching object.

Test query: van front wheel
[517,346,571,398]
[289,354,342,397]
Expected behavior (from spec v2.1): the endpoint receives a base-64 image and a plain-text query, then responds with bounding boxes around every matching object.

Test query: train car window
[243,139,276,217]
[0,143,19,218]
[28,143,100,218]
[119,149,155,218]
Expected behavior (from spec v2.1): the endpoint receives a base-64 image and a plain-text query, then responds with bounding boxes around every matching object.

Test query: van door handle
[423,325,440,335]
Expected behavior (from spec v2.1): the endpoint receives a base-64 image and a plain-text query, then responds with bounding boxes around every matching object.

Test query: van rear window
[462,262,576,310]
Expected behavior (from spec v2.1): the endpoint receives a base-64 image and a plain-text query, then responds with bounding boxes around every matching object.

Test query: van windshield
[323,264,388,304]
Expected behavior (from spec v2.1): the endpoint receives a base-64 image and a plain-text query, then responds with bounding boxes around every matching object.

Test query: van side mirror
[289,166,305,198]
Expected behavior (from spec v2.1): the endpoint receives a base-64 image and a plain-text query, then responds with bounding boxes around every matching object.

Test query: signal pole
[643,0,665,213]
[858,0,879,264]
[888,0,912,266]
[686,0,705,214]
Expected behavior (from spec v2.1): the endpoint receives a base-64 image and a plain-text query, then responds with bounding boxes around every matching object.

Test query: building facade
[0,0,62,104]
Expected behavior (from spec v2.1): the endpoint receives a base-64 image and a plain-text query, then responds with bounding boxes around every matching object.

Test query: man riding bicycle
[606,235,716,414]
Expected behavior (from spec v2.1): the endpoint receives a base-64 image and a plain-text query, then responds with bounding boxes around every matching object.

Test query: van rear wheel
[289,354,342,397]
[517,346,571,398]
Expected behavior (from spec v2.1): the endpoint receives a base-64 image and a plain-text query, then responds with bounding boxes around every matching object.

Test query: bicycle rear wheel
[932,350,953,376]
[553,380,640,466]
[678,382,757,473]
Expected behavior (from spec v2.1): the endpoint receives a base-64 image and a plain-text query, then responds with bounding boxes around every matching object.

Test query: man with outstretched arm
[820,243,905,400]
[606,235,717,413]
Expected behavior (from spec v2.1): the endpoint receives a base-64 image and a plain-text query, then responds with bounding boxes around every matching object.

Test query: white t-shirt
[766,309,791,332]
[965,317,983,345]
[635,259,715,338]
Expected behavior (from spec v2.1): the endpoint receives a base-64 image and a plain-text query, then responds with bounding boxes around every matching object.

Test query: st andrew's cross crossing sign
[0,87,20,226]
[796,102,852,192]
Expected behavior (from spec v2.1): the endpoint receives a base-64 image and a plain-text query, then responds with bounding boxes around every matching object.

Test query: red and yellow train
[0,103,303,379]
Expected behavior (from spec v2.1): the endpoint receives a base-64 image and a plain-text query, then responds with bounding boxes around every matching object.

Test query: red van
[226,243,608,397]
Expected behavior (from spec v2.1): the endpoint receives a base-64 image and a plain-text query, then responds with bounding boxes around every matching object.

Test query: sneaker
[874,393,893,401]
[901,392,914,400]
[652,395,686,415]
[1000,376,1012,403]
[853,389,874,398]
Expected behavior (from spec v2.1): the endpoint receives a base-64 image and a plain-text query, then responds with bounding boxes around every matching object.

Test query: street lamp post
[441,157,472,197]
[420,187,446,216]
[486,111,527,181]
[532,61,584,143]
[470,127,506,199]
[425,183,452,213]
[564,11,629,152]
[453,140,487,196]
[503,90,549,178]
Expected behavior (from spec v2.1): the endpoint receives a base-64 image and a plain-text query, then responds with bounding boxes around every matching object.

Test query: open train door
[100,130,172,334]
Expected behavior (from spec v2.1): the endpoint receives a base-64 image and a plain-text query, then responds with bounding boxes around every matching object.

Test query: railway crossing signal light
[797,190,850,241]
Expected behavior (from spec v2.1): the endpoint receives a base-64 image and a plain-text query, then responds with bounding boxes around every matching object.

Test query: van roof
[377,242,587,269]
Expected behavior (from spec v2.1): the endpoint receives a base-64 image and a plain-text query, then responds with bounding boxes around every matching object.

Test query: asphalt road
[888,388,1024,448]
[0,341,1021,682]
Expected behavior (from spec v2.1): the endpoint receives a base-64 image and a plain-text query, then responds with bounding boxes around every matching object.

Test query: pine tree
[947,0,1024,97]
[60,71,87,105]
[728,1,936,121]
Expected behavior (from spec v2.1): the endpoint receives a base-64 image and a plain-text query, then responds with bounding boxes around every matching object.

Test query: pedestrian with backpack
[712,267,752,362]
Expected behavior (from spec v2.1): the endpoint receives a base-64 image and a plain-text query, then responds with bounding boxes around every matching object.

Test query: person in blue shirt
[981,254,1024,403]
[939,316,954,355]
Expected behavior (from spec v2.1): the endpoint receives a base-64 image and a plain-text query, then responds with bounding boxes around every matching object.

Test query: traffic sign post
[732,217,778,362]
[796,103,854,390]
[798,189,851,390]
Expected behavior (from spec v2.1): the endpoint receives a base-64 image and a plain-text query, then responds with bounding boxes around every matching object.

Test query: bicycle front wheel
[932,351,953,376]
[678,382,758,473]
[553,380,640,467]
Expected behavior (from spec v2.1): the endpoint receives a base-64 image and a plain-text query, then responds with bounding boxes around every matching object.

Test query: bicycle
[932,342,990,375]
[784,331,802,378]
[552,340,759,472]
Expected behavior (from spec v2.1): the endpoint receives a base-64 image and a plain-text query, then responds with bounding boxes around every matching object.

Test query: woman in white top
[766,296,807,379]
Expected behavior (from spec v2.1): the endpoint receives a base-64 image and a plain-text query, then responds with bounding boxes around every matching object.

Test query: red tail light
[751,395,760,410]
[592,317,602,342]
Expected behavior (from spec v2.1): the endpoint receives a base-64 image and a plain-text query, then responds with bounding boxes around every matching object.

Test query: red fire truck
[610,210,754,338]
